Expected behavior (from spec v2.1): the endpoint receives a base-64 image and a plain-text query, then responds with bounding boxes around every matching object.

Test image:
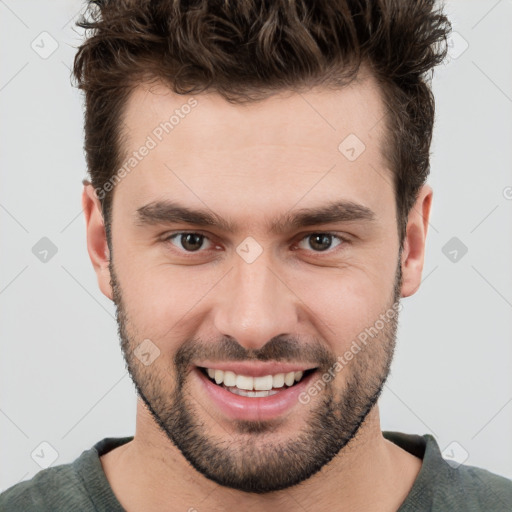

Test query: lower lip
[194,368,316,422]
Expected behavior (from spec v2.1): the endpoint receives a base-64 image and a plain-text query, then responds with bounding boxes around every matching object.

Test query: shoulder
[445,461,512,509]
[383,431,512,511]
[0,437,132,512]
[0,460,94,511]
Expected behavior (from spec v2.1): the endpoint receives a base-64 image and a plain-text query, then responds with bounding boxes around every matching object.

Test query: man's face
[105,74,405,493]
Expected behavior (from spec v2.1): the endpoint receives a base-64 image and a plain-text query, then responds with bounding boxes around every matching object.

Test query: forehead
[122,72,387,157]
[114,72,394,227]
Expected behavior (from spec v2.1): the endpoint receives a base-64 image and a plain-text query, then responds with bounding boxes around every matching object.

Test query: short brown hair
[73,0,451,245]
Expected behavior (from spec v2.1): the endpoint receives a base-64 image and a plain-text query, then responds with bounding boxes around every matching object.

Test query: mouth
[198,366,317,397]
[194,365,318,421]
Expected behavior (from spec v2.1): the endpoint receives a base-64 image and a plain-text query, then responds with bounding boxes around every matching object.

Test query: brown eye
[297,233,343,252]
[166,232,212,252]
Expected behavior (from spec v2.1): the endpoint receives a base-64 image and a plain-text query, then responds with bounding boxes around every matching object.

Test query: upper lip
[196,361,317,377]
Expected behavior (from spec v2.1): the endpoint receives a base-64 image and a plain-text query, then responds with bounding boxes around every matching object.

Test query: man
[2,0,511,510]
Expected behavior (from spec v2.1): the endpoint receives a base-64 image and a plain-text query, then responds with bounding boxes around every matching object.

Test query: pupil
[182,233,203,251]
[310,234,331,251]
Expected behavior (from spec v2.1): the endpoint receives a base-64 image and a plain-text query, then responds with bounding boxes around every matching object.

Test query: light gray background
[1,0,511,492]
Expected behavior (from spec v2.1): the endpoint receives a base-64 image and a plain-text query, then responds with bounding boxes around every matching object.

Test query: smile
[200,367,313,397]
[195,365,318,421]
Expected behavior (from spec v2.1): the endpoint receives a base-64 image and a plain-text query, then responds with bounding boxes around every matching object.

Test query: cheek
[290,263,395,347]
[115,259,224,342]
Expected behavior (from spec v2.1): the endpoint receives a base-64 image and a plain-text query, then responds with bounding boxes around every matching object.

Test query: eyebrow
[135,199,376,235]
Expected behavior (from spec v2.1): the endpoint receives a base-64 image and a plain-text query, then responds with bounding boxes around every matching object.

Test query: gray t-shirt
[1,431,511,511]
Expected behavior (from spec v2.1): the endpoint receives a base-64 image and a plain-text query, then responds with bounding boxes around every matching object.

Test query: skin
[83,67,432,511]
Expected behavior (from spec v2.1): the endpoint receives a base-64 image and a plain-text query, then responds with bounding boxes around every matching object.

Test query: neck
[100,399,422,512]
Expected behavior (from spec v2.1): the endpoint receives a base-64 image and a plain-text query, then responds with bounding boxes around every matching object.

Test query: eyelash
[161,231,350,257]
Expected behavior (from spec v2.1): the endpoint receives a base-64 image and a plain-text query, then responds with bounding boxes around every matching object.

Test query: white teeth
[236,374,254,390]
[253,375,273,391]
[223,371,236,387]
[284,372,295,386]
[214,369,224,385]
[204,367,308,392]
[227,387,280,397]
[272,373,285,388]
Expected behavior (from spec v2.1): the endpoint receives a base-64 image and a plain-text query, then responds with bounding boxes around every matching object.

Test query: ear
[82,183,113,300]
[400,184,433,298]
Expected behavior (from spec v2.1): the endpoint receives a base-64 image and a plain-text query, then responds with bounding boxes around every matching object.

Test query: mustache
[174,334,336,370]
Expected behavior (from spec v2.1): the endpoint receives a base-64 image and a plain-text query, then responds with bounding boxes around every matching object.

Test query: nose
[213,252,300,351]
